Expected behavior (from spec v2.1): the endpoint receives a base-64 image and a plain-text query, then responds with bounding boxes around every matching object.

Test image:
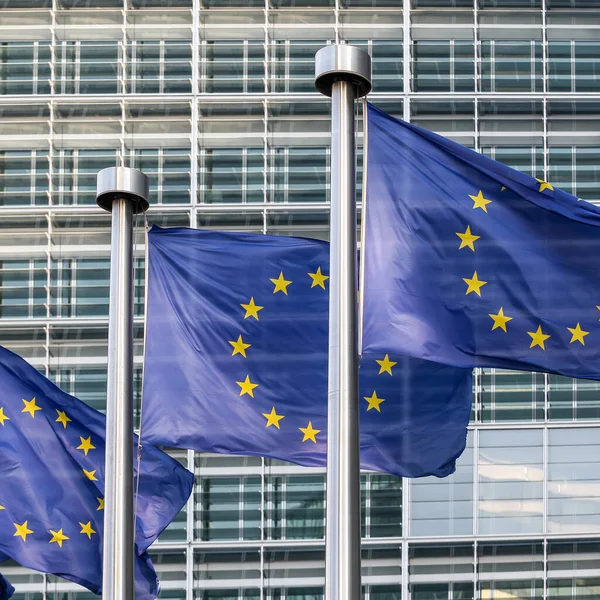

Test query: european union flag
[0,345,193,598]
[142,226,472,478]
[362,102,600,380]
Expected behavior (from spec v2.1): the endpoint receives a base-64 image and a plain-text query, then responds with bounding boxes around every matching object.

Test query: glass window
[548,428,600,534]
[130,148,191,205]
[477,541,544,591]
[479,580,543,599]
[480,40,542,92]
[194,474,261,541]
[204,41,264,94]
[549,41,572,93]
[0,259,46,319]
[478,429,543,535]
[0,150,49,207]
[271,41,327,94]
[409,543,474,582]
[201,148,263,204]
[413,40,474,93]
[0,42,51,95]
[265,474,324,540]
[410,433,474,537]
[364,473,402,538]
[56,41,120,95]
[480,369,545,422]
[128,41,192,94]
[270,147,329,204]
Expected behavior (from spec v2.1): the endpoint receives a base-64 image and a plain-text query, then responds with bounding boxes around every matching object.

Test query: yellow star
[500,186,506,191]
[0,505,4,510]
[463,271,487,297]
[13,521,33,541]
[236,375,258,398]
[21,397,41,418]
[567,322,589,345]
[241,297,263,320]
[308,267,329,289]
[97,497,104,511]
[364,391,385,412]
[55,410,71,429]
[375,354,397,376]
[270,272,292,295]
[83,469,98,481]
[0,407,9,426]
[49,529,69,548]
[456,225,480,251]
[299,421,321,443]
[262,407,285,429]
[79,521,96,540]
[489,307,513,332]
[536,178,554,192]
[468,190,492,213]
[229,335,251,358]
[77,436,96,456]
[528,325,551,350]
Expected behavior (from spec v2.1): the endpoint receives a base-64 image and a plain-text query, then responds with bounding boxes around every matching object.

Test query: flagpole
[96,167,149,600]
[315,46,371,600]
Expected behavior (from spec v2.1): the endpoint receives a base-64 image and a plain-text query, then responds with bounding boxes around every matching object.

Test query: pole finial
[96,166,150,214]
[314,45,372,98]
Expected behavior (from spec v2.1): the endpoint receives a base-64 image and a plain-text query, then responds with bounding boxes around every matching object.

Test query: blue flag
[0,345,193,598]
[142,226,472,478]
[362,102,600,380]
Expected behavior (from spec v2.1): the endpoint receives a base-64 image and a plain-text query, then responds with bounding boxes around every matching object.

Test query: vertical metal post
[315,46,372,600]
[97,167,149,600]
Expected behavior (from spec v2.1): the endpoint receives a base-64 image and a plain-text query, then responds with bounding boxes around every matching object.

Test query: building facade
[1,0,600,598]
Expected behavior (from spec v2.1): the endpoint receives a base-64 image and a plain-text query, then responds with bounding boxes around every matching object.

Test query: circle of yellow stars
[457,181,592,352]
[232,265,398,442]
[0,397,102,548]
[228,265,398,441]
[229,267,334,444]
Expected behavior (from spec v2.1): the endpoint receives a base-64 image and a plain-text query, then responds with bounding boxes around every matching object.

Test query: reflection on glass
[478,429,543,535]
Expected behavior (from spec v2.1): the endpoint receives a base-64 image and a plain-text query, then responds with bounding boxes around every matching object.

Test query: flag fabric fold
[0,345,193,598]
[0,560,14,600]
[362,102,600,380]
[142,226,472,478]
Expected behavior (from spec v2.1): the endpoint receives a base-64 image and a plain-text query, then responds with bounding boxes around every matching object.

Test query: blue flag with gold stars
[142,226,472,478]
[0,345,193,599]
[362,102,600,380]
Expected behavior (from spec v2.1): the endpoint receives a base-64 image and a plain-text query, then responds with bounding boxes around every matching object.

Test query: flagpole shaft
[97,167,149,600]
[105,197,135,600]
[315,46,371,600]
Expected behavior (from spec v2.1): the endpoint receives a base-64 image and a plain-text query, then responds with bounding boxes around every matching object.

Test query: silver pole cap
[96,166,150,214]
[314,45,372,98]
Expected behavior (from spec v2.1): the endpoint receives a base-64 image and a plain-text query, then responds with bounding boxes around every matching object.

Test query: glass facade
[1,1,600,598]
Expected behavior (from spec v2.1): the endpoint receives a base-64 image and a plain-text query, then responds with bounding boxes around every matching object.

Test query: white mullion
[191,0,199,208]
[160,40,166,96]
[73,149,79,205]
[185,448,194,600]
[33,41,39,96]
[450,39,455,94]
[402,0,410,122]
[76,41,81,95]
[242,147,248,205]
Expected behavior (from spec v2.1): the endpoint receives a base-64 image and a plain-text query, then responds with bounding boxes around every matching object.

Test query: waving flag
[142,226,472,478]
[362,102,600,380]
[0,346,193,598]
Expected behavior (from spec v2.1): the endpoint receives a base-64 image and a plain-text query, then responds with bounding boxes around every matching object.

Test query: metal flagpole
[315,46,372,600]
[96,167,149,600]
